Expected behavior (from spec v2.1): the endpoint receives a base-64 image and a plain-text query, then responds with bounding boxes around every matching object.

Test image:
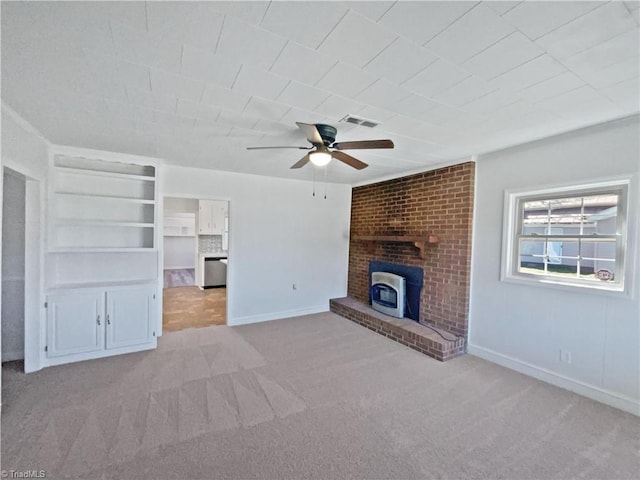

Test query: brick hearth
[330,297,466,362]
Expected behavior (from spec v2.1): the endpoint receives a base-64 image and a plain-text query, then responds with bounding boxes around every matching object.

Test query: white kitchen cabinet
[45,284,156,364]
[46,291,104,357]
[163,212,195,236]
[198,200,227,235]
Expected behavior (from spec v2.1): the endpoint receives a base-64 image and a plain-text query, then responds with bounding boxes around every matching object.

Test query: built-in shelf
[47,279,158,291]
[56,220,154,228]
[54,166,155,182]
[352,234,440,259]
[49,154,158,251]
[49,248,159,254]
[55,192,155,204]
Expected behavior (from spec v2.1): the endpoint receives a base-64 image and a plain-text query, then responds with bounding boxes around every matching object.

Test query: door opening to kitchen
[162,196,228,332]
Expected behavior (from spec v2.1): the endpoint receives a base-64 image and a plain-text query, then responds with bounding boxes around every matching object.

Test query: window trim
[501,178,631,296]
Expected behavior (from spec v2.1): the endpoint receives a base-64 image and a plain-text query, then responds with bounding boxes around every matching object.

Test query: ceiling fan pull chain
[324,165,328,200]
[312,167,316,197]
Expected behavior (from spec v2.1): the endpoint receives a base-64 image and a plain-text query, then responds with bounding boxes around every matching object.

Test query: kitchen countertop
[199,253,228,259]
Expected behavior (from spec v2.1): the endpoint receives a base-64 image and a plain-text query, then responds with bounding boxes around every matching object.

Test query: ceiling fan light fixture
[309,151,332,166]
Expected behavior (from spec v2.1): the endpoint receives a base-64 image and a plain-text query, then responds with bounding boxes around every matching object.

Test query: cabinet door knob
[97,314,101,326]
[106,314,111,325]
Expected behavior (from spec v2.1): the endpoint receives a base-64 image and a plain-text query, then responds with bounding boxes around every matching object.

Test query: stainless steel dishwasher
[204,257,227,287]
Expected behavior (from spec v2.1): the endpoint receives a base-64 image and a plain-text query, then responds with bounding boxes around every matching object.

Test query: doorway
[162,196,228,332]
[2,169,26,362]
[1,167,41,373]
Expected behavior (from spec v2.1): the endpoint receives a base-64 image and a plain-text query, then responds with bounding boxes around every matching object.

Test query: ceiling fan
[246,122,394,170]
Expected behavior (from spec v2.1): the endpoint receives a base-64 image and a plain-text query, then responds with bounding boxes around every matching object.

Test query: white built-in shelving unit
[44,151,161,368]
[49,155,157,251]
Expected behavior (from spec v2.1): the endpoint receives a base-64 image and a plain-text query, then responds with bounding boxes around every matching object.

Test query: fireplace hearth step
[329,297,465,362]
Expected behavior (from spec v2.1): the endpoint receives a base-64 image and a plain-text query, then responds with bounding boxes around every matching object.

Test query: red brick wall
[348,162,475,336]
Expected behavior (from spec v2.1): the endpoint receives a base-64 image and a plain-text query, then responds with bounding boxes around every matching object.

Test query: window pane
[520,238,545,258]
[522,199,550,232]
[522,193,618,233]
[581,239,617,281]
[589,259,616,282]
[511,184,626,289]
[588,194,618,234]
[548,196,584,228]
[519,239,546,274]
[545,238,578,278]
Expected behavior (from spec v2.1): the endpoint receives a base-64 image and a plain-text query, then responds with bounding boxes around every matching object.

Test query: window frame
[501,178,631,295]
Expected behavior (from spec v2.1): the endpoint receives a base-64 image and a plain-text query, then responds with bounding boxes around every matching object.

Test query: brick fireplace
[331,161,475,361]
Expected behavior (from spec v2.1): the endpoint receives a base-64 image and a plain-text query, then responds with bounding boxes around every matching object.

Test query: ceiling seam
[275,81,293,104]
[214,14,226,55]
[259,1,272,26]
[268,40,289,72]
[312,61,340,88]
[361,36,400,70]
[421,1,481,47]
[485,51,547,82]
[457,30,523,74]
[505,6,635,107]
[528,1,610,41]
[569,28,640,65]
[230,65,243,90]
[144,1,149,33]
[375,1,397,23]
[498,1,523,17]
[314,7,350,51]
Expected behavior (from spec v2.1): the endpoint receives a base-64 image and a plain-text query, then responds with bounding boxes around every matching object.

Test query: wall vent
[339,114,379,128]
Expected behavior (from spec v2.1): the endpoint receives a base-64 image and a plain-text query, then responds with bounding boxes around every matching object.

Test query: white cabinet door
[198,200,214,234]
[105,287,153,349]
[47,291,104,357]
[210,201,227,234]
[199,200,227,235]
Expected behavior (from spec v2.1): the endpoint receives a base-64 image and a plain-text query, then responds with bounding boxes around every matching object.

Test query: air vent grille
[339,114,379,128]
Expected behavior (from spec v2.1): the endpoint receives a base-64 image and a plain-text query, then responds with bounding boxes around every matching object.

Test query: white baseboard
[229,305,328,327]
[467,344,640,416]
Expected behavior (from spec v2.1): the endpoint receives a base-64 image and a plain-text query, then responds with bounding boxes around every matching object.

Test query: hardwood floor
[162,286,226,332]
[163,268,195,288]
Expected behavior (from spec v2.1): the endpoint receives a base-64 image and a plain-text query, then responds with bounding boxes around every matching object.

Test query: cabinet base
[43,340,157,368]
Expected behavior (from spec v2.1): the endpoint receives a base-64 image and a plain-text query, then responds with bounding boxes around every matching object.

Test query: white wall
[2,171,26,361]
[1,105,49,179]
[163,197,198,269]
[469,115,640,414]
[163,237,196,269]
[1,105,50,377]
[164,197,198,213]
[162,165,352,325]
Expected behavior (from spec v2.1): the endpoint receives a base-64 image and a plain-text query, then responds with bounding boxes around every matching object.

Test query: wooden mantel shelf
[352,234,440,259]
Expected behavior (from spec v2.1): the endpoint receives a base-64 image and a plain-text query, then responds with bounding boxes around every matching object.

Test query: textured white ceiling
[2,1,639,184]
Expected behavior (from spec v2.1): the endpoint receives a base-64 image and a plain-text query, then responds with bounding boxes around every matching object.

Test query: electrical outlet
[559,349,572,363]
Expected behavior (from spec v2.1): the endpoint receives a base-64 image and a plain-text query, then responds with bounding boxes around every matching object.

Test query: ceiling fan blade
[290,153,310,169]
[295,122,324,144]
[246,146,311,150]
[331,151,368,170]
[332,139,394,150]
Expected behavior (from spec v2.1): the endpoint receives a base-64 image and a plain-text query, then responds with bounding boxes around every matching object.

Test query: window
[502,180,629,292]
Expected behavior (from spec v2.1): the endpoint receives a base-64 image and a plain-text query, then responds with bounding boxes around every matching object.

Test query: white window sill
[500,273,632,299]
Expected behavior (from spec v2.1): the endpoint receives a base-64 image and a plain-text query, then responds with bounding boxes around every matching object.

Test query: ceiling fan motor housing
[315,124,337,145]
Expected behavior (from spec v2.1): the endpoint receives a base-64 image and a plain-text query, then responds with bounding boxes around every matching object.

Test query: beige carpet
[2,312,639,479]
